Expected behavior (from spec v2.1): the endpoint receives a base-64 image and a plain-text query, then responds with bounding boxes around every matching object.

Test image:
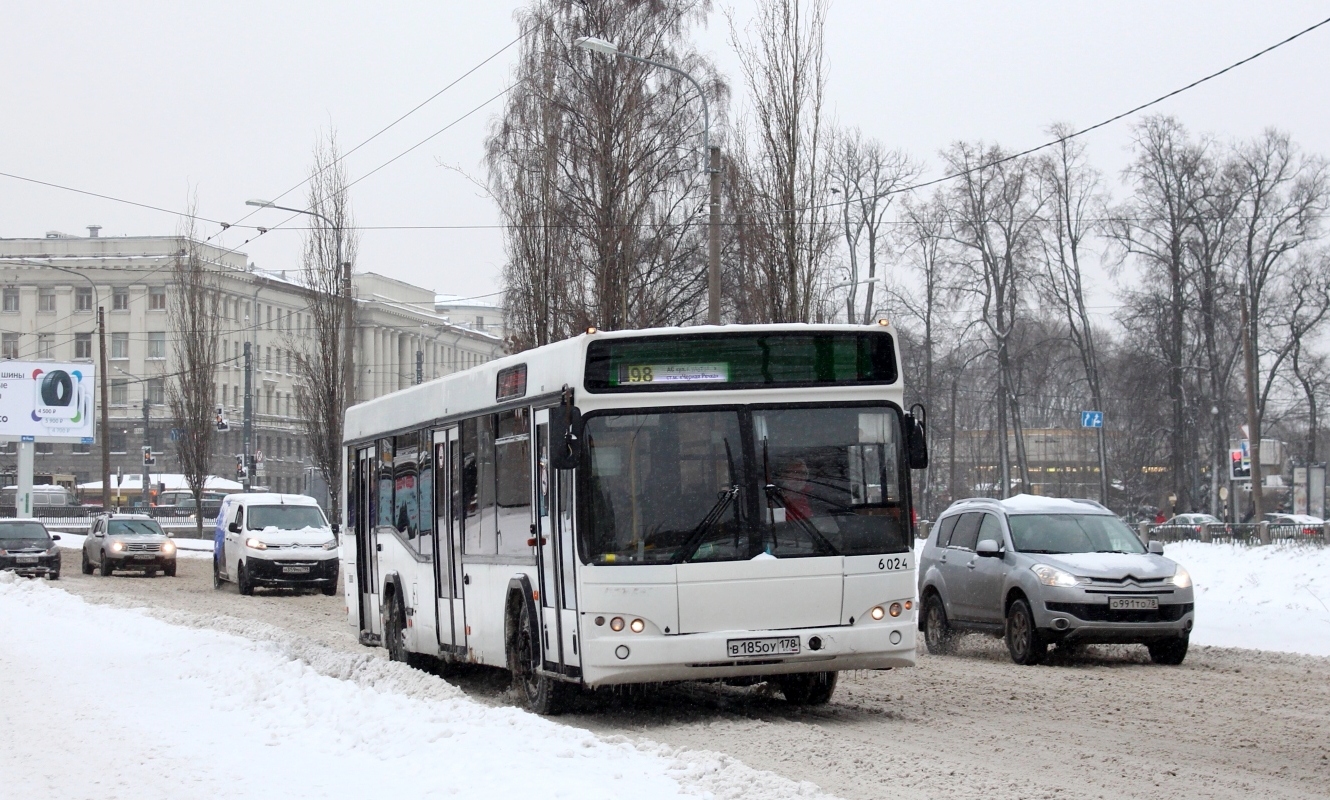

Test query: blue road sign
[169,428,182,442]
[1081,411,1104,429]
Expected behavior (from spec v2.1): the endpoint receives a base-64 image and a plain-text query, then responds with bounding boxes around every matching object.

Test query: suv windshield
[0,521,51,543]
[580,405,909,565]
[247,505,328,531]
[1007,514,1145,554]
[108,520,166,537]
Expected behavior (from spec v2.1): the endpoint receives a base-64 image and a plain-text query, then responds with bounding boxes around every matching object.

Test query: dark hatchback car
[0,519,62,579]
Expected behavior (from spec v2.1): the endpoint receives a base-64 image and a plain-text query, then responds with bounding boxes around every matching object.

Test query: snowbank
[1166,541,1330,657]
[0,574,829,800]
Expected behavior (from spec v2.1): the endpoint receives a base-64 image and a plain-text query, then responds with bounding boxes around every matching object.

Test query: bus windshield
[579,405,909,565]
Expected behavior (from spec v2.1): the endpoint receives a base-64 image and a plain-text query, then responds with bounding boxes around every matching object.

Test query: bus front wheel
[508,598,570,715]
[778,671,837,705]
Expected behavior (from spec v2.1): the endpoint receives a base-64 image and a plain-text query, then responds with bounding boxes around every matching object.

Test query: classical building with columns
[0,228,503,496]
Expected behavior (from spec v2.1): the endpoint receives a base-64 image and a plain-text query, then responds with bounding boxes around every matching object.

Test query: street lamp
[574,36,722,326]
[113,365,154,509]
[245,199,356,406]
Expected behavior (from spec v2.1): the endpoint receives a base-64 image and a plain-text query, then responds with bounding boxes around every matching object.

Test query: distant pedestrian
[1154,510,1166,524]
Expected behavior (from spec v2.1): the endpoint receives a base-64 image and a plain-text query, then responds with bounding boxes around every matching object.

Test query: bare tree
[729,0,835,322]
[167,205,222,538]
[488,0,723,345]
[1228,129,1328,520]
[292,132,358,530]
[826,127,920,323]
[943,142,1043,496]
[1283,257,1330,465]
[1036,126,1110,502]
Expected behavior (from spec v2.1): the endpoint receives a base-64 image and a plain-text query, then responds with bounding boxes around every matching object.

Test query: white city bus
[341,323,928,713]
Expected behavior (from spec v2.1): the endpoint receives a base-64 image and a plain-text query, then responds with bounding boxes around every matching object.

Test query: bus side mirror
[906,404,929,470]
[549,404,584,470]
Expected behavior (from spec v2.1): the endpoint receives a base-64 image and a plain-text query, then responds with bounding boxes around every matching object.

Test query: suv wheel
[81,549,94,575]
[923,593,956,656]
[99,552,114,577]
[1147,635,1189,665]
[1005,598,1047,665]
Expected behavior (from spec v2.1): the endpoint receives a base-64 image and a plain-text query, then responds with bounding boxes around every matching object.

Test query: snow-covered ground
[56,531,214,558]
[0,573,825,800]
[1166,541,1330,657]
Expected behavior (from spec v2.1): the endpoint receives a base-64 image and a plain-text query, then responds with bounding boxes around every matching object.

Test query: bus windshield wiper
[764,485,839,556]
[672,485,740,563]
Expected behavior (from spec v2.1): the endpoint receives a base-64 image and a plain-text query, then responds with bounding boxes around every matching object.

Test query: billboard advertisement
[0,362,97,443]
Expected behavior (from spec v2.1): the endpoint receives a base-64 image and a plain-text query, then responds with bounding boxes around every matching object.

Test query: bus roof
[344,322,901,445]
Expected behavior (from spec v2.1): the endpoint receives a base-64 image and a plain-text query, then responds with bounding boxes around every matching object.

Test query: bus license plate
[727,636,800,658]
[282,566,311,574]
[1108,596,1158,610]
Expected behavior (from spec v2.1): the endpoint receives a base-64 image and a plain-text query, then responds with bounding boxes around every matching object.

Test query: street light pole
[574,36,721,325]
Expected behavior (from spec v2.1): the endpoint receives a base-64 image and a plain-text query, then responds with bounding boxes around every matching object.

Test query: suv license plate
[134,554,156,561]
[726,636,801,658]
[16,556,38,564]
[1109,596,1159,610]
[282,566,311,574]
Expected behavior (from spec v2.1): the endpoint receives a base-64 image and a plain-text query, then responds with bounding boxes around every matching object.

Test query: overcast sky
[4,1,1329,308]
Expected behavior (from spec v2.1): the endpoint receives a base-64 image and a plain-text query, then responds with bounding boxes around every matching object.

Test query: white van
[212,493,338,596]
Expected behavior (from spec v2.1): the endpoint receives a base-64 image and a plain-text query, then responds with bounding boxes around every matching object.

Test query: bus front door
[433,427,467,655]
[355,446,382,645]
[535,412,581,674]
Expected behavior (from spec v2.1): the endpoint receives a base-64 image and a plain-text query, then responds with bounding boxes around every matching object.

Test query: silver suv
[81,514,178,577]
[917,495,1194,665]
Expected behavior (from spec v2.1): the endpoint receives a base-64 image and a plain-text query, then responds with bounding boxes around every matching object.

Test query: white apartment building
[0,228,504,494]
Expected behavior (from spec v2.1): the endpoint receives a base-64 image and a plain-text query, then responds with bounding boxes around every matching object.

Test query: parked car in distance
[154,490,226,520]
[0,519,61,579]
[918,495,1194,666]
[213,494,338,596]
[1264,513,1325,535]
[81,514,177,577]
[1158,513,1225,534]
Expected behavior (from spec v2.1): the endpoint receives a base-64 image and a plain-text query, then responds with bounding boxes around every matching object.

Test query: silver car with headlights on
[917,495,1194,665]
[81,514,178,577]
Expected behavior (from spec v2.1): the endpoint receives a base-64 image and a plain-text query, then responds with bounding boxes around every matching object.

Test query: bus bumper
[579,621,916,687]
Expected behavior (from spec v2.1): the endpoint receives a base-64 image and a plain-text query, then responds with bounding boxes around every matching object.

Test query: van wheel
[923,593,956,656]
[213,556,223,588]
[779,671,838,705]
[509,598,569,715]
[100,553,114,576]
[81,550,94,575]
[1005,598,1047,665]
[237,561,254,595]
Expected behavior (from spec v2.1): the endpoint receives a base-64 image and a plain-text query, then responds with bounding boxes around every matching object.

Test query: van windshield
[247,505,328,531]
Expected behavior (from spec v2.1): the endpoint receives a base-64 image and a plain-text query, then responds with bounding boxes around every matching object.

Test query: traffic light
[216,406,230,432]
[1229,448,1251,480]
[142,446,156,467]
[236,455,247,481]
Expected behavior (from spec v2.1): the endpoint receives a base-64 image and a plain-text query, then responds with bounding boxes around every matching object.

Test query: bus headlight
[889,602,903,617]
[609,616,625,632]
[870,606,885,620]
[629,618,645,633]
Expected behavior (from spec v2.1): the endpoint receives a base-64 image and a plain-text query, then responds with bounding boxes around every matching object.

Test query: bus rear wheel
[778,671,837,705]
[509,599,569,715]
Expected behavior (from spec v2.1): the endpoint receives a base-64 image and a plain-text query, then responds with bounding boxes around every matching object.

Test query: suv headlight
[161,541,176,556]
[110,541,125,553]
[1031,564,1082,587]
[1170,567,1192,588]
[244,537,267,550]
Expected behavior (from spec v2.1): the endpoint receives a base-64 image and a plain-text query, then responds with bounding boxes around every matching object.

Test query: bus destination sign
[618,363,729,385]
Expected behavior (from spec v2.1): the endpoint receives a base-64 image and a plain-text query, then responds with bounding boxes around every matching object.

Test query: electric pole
[140,391,151,508]
[243,341,253,492]
[1242,293,1263,522]
[708,145,721,325]
[98,307,110,510]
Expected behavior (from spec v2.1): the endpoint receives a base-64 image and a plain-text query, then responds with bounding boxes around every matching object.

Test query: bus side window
[495,408,532,556]
[461,418,483,554]
[376,438,395,530]
[418,436,434,557]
